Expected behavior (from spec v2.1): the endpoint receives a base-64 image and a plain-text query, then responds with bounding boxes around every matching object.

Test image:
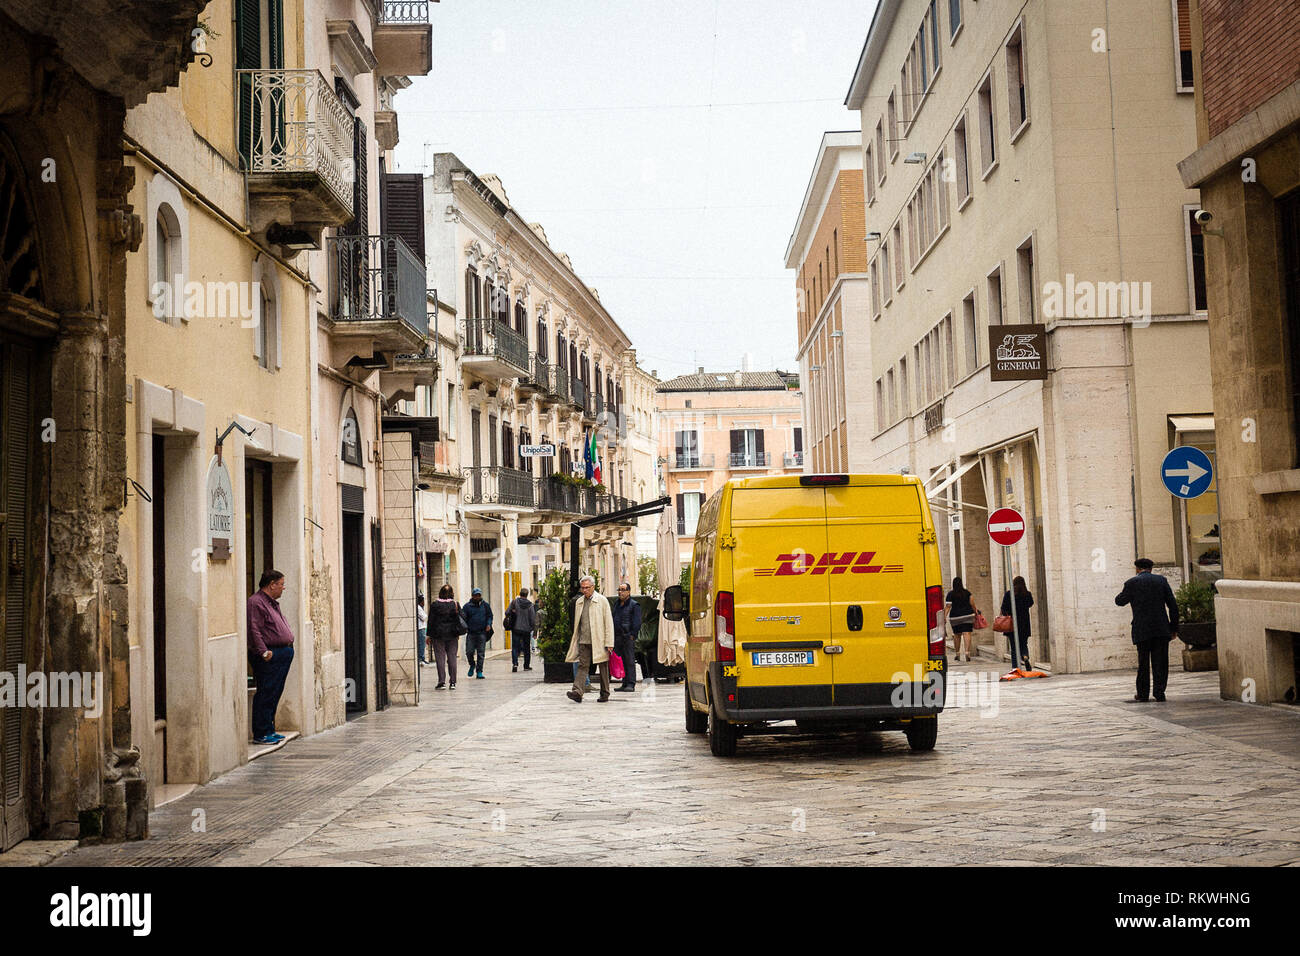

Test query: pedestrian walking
[505,588,538,672]
[416,592,428,665]
[565,575,615,703]
[999,576,1035,670]
[462,587,493,679]
[247,570,295,745]
[611,582,642,691]
[1115,558,1180,702]
[428,584,465,689]
[945,576,979,662]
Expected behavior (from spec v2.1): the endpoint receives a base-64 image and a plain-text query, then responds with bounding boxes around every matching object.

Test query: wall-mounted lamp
[830,331,844,338]
[865,231,882,242]
[904,151,927,164]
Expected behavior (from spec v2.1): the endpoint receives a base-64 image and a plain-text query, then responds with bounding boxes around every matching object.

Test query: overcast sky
[392,0,877,380]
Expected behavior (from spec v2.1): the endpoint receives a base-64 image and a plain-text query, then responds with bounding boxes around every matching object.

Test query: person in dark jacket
[945,576,979,662]
[1000,576,1035,670]
[462,588,494,679]
[1115,558,1180,702]
[611,583,643,692]
[506,588,539,672]
[428,584,466,689]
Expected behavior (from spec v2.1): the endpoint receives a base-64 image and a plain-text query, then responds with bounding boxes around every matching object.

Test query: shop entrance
[342,485,367,713]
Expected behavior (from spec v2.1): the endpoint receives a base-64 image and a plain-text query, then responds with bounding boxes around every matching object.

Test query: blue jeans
[417,626,427,663]
[250,645,294,739]
[466,632,487,672]
[511,631,532,668]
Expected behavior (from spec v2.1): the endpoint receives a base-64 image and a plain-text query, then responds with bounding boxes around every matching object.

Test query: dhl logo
[753,552,905,576]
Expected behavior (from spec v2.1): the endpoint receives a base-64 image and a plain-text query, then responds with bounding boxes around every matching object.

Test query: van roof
[726,474,925,491]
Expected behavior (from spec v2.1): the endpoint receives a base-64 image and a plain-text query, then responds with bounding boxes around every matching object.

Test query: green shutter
[235,0,262,167]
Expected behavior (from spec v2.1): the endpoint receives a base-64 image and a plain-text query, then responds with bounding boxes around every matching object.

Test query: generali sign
[988,324,1048,382]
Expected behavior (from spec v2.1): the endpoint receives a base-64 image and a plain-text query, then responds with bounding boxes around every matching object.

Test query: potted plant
[536,567,574,682]
[1175,579,1216,649]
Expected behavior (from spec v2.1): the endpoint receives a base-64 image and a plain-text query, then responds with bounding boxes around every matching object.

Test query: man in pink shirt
[247,570,295,744]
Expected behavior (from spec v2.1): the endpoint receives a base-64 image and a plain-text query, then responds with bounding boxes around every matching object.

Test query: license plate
[751,651,815,667]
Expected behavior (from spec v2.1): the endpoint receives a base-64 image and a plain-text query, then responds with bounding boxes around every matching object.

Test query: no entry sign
[987,507,1026,546]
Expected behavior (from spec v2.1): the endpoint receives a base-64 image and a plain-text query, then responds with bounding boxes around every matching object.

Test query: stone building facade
[1178,0,1300,705]
[838,0,1213,672]
[0,0,206,848]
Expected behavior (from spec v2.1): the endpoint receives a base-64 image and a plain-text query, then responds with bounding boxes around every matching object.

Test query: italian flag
[589,432,601,485]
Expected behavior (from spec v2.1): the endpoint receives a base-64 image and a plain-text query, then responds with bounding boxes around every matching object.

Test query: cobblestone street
[45,656,1300,867]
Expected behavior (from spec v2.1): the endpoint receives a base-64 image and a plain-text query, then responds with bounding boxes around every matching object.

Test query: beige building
[786,130,872,473]
[657,369,804,568]
[1178,0,1300,705]
[838,0,1212,671]
[423,154,645,619]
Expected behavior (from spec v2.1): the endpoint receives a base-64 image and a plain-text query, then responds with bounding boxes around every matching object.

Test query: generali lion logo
[753,552,904,576]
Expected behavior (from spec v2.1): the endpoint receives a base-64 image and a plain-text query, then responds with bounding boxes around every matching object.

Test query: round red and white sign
[987,507,1026,546]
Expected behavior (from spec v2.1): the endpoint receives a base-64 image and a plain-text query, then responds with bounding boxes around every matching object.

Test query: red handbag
[974,611,988,630]
[608,649,625,680]
[992,614,1013,633]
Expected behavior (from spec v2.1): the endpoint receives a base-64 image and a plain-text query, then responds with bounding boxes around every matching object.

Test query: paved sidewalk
[49,659,1300,866]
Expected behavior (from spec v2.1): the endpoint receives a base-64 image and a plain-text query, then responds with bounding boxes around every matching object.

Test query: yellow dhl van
[662,473,947,756]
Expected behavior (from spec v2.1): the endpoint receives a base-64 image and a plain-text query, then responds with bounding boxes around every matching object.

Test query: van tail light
[926,585,946,656]
[716,590,736,662]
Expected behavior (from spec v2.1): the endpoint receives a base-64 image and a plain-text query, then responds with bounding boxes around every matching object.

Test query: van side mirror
[662,584,688,621]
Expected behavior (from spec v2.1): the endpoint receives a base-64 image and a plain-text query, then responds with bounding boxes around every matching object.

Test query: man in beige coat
[565,575,616,703]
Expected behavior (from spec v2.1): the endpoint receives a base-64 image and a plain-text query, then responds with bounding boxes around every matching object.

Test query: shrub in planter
[1175,579,1217,648]
[536,567,572,666]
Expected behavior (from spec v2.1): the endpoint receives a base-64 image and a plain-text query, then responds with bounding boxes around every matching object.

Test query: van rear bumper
[708,663,944,722]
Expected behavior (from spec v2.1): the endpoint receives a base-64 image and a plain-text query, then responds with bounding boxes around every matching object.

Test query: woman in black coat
[1000,576,1035,670]
[428,584,467,689]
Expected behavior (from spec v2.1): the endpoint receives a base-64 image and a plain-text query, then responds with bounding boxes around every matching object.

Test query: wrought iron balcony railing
[237,69,352,212]
[419,441,462,482]
[672,453,715,470]
[729,451,771,469]
[571,377,589,411]
[784,451,805,468]
[463,466,535,509]
[378,0,430,23]
[328,234,428,336]
[463,318,529,375]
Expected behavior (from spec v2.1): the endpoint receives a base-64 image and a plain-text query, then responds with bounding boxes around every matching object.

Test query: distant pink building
[656,368,804,567]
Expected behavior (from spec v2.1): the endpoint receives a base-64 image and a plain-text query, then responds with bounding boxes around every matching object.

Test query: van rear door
[824,480,930,706]
[729,484,833,708]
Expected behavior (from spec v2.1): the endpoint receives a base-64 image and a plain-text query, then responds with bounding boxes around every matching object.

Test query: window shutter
[730,430,742,455]
[674,431,685,458]
[234,0,262,167]
[676,494,684,535]
[489,415,498,467]
[267,0,285,69]
[755,430,765,454]
[381,173,425,261]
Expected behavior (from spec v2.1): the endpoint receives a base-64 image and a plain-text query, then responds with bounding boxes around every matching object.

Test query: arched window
[341,407,362,465]
[252,256,280,371]
[152,202,182,323]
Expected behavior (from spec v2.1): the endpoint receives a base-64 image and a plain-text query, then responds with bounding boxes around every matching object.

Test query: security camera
[1193,209,1213,225]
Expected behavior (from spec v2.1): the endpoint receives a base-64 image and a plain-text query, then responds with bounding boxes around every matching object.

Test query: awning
[1170,414,1215,433]
[926,458,981,501]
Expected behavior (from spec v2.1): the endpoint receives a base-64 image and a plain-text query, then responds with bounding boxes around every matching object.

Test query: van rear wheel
[905,716,938,751]
[708,707,737,757]
[684,686,708,734]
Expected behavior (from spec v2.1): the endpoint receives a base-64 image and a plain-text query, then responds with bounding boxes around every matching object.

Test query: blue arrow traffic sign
[1161,446,1214,499]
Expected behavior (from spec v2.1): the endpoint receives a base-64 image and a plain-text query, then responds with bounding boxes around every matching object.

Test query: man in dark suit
[1115,558,1180,702]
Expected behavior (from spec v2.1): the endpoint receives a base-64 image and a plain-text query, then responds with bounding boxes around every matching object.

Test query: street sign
[987,507,1026,546]
[988,324,1048,381]
[520,444,555,458]
[1161,446,1214,499]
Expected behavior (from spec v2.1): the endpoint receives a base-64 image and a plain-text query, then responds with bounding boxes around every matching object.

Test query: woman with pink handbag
[945,577,979,662]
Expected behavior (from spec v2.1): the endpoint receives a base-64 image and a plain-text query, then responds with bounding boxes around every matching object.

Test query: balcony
[237,69,353,253]
[381,340,439,403]
[729,452,771,470]
[535,478,606,518]
[418,441,462,486]
[671,453,715,471]
[532,360,569,406]
[570,377,589,415]
[463,318,529,381]
[463,466,535,511]
[326,234,428,355]
[373,1,433,77]
[517,354,547,396]
[784,451,805,468]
